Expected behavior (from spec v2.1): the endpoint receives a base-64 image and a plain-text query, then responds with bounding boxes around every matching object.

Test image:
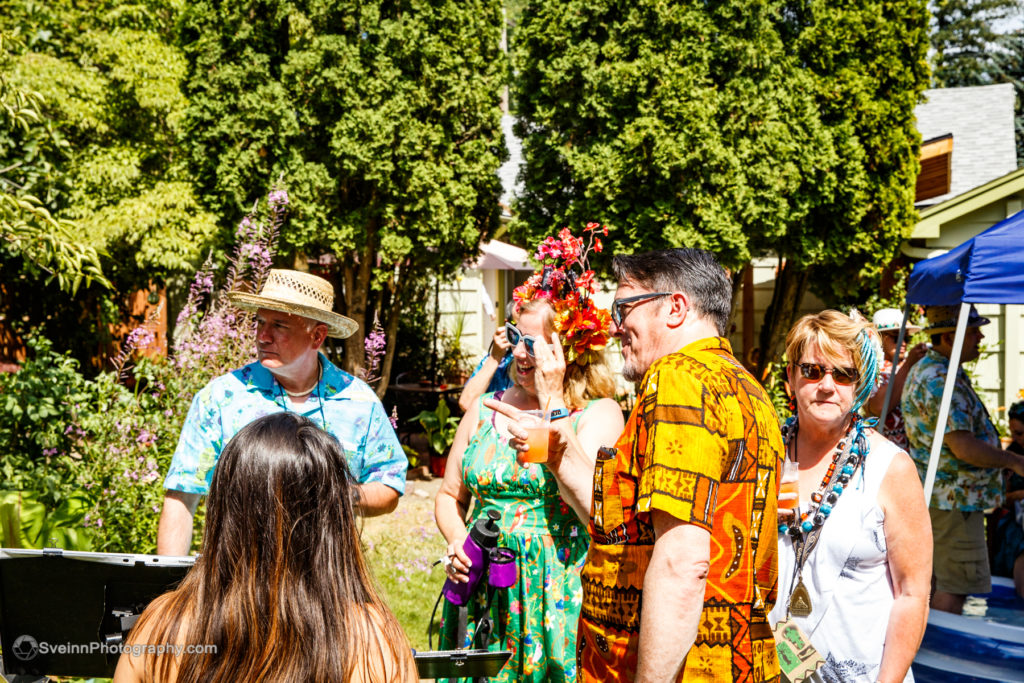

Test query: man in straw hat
[156,269,407,555]
[902,304,1024,613]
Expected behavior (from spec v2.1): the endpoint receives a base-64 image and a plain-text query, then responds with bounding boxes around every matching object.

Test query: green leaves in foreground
[0,489,94,550]
[1,193,110,293]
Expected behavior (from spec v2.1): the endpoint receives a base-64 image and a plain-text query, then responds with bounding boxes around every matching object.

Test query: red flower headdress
[512,222,612,367]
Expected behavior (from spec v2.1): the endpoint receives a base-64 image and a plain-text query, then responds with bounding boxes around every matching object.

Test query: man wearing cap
[864,308,929,450]
[156,269,407,556]
[902,304,1024,613]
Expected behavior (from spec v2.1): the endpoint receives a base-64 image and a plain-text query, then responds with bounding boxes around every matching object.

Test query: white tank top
[768,435,912,683]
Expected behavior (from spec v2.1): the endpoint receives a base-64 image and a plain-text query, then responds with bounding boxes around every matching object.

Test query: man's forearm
[945,431,1024,472]
[545,431,595,523]
[357,482,400,516]
[635,520,710,683]
[156,491,200,555]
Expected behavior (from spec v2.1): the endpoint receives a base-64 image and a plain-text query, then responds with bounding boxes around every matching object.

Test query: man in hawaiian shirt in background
[567,248,783,682]
[156,269,407,555]
[902,304,1024,614]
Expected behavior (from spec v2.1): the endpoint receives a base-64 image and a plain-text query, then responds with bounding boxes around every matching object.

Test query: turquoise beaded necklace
[778,414,866,538]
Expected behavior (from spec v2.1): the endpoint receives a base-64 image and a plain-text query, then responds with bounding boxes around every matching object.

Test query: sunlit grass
[361,480,448,651]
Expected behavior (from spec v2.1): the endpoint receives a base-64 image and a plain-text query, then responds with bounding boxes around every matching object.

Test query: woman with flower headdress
[769,311,931,683]
[434,224,624,682]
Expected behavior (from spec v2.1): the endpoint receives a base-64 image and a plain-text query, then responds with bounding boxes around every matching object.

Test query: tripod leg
[455,603,469,650]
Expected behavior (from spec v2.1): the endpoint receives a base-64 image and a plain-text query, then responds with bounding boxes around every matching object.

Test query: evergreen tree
[511,0,930,371]
[992,28,1024,163]
[931,0,1022,86]
[178,0,506,379]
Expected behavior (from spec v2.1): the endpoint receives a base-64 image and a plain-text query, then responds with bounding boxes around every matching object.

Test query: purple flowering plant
[5,186,291,554]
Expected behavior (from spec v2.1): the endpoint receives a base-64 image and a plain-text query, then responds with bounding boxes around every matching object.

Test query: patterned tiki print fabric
[578,337,783,682]
[164,354,407,495]
[901,349,1001,511]
[438,395,591,683]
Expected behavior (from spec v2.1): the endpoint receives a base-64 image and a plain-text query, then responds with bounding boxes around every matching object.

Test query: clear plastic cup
[779,460,799,511]
[519,410,551,463]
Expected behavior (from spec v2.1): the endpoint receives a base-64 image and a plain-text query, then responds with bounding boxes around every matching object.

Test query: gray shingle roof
[915,83,1017,206]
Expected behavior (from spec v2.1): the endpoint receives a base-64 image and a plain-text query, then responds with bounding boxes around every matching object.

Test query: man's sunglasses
[795,362,860,386]
[505,322,538,356]
[611,292,672,327]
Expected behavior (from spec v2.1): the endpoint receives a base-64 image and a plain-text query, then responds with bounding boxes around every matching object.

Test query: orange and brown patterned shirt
[578,336,782,682]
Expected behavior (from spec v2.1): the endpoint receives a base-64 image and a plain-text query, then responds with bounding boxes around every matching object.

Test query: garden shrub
[0,188,285,554]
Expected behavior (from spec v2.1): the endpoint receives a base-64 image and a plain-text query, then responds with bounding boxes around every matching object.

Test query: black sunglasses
[796,362,860,386]
[611,292,672,326]
[505,322,538,356]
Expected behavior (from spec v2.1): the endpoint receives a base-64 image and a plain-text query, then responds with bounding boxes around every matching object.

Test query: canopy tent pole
[922,301,972,504]
[879,300,914,424]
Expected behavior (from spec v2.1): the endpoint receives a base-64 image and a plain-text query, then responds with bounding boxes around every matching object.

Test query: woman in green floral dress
[434,280,624,682]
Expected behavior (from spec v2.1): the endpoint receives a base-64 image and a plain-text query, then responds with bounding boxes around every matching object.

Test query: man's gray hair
[611,248,732,336]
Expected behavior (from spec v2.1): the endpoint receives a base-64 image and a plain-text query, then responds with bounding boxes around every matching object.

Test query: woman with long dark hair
[114,412,416,683]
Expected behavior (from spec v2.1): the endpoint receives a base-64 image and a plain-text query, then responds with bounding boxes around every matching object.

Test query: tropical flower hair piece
[512,223,611,367]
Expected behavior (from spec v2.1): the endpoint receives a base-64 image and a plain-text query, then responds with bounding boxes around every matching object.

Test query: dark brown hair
[135,413,413,682]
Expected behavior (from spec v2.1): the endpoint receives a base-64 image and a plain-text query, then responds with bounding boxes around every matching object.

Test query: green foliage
[0,193,281,554]
[413,399,460,456]
[177,0,506,377]
[778,0,931,301]
[0,489,94,550]
[1,32,109,293]
[1,2,217,336]
[931,0,1022,87]
[511,0,836,270]
[0,333,93,497]
[510,0,930,369]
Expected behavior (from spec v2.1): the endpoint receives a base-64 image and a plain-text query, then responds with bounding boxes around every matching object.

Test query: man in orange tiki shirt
[579,249,783,681]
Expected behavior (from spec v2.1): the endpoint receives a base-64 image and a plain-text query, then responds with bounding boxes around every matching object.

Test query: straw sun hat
[228,269,358,339]
[922,304,990,336]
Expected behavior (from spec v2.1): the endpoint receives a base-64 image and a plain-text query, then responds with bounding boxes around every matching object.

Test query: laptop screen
[0,549,193,678]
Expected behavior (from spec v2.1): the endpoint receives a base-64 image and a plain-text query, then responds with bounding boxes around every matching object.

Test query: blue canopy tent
[880,209,1024,503]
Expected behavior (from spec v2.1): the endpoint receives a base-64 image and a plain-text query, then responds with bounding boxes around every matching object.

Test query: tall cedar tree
[178,1,506,384]
[992,29,1024,163]
[757,0,931,372]
[511,0,929,375]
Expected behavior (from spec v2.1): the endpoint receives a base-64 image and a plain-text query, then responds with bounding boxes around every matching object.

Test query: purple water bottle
[442,509,501,606]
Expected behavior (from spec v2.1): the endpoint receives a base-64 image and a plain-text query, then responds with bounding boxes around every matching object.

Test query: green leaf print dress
[438,393,592,682]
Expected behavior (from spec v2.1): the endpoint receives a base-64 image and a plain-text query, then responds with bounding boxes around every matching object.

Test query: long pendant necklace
[781,417,863,618]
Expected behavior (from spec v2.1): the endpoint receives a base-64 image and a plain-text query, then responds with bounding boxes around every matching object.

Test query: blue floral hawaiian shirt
[901,349,1001,511]
[469,351,514,394]
[164,354,406,496]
